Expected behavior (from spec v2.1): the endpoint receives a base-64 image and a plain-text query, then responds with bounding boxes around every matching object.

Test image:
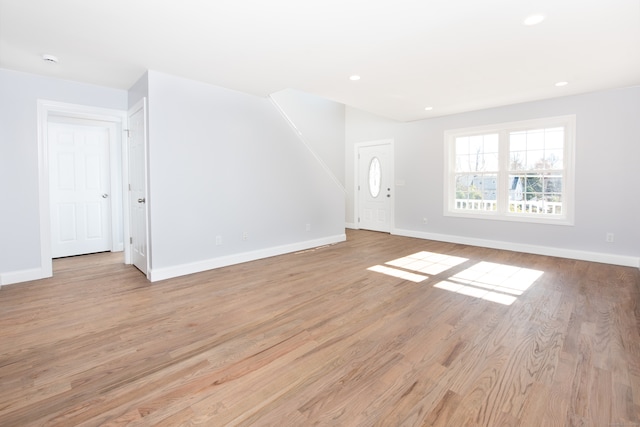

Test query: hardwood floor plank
[1,229,639,426]
[590,367,613,425]
[566,334,595,425]
[422,389,463,426]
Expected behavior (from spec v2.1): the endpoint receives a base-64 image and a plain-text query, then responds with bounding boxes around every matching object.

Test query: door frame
[354,139,395,232]
[37,100,128,278]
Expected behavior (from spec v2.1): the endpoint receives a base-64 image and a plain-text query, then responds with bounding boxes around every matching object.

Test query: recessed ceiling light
[424,106,433,111]
[555,81,568,87]
[42,54,58,64]
[349,75,361,81]
[523,14,545,26]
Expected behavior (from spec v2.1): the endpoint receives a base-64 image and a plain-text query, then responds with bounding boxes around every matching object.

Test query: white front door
[49,122,112,257]
[128,100,149,275]
[358,143,393,232]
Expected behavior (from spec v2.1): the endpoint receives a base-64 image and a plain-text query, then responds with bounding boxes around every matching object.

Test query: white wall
[270,88,346,188]
[346,86,640,266]
[0,69,127,283]
[143,71,345,280]
[128,71,148,110]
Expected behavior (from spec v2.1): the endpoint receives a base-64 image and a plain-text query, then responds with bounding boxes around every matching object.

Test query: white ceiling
[1,0,639,122]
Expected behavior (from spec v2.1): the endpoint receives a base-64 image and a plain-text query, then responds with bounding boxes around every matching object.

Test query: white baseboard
[393,228,640,268]
[345,222,358,229]
[0,267,51,287]
[149,234,347,282]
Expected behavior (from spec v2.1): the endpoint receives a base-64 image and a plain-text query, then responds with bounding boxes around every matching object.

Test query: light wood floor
[1,230,639,426]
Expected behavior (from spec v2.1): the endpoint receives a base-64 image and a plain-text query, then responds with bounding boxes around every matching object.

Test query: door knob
[102,193,109,198]
[137,198,146,203]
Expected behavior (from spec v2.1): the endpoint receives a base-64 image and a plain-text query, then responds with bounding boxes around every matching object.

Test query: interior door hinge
[358,217,360,222]
[130,237,133,244]
[124,129,130,138]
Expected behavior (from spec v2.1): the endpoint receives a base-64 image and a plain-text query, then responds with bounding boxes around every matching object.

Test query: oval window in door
[369,157,381,197]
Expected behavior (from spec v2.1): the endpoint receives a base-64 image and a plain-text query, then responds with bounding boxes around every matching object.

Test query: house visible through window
[444,115,575,225]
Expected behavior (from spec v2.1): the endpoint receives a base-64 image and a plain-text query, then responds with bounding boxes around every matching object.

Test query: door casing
[37,100,128,278]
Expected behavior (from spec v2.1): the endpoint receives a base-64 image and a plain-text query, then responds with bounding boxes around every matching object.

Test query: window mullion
[497,129,509,214]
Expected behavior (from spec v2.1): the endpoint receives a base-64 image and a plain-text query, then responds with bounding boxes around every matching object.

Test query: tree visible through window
[444,116,575,224]
[454,133,499,211]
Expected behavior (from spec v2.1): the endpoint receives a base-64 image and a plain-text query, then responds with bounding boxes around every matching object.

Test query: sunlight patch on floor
[386,251,468,275]
[369,252,543,306]
[367,265,428,283]
[435,261,543,305]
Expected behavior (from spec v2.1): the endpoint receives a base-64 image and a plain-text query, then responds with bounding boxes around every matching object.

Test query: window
[444,115,575,224]
[369,157,381,197]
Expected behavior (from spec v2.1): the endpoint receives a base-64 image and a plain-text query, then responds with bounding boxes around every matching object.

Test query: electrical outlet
[606,233,614,243]
[242,231,249,241]
[215,236,222,245]
[423,217,428,224]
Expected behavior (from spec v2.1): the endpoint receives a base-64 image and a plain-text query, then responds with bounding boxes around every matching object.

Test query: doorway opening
[38,100,129,278]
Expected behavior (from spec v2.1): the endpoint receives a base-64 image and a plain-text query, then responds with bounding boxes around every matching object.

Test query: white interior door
[358,143,393,232]
[128,100,149,275]
[49,122,112,257]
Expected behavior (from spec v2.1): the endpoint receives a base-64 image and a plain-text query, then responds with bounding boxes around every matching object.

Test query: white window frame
[444,115,575,225]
